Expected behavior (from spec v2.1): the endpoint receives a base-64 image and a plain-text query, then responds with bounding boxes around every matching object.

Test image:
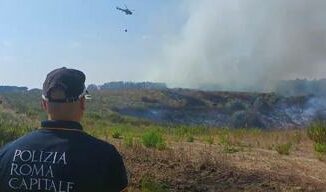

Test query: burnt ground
[106,89,326,129]
[110,139,326,192]
[1,88,326,129]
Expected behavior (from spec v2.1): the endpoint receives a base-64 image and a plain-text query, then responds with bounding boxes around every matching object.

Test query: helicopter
[116,5,133,15]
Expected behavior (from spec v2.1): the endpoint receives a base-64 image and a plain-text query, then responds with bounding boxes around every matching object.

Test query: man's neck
[48,116,81,122]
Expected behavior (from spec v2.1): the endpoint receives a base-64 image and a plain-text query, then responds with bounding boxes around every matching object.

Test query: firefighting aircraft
[116,5,133,15]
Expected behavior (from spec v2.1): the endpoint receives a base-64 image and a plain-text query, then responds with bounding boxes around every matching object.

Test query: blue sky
[1,0,325,90]
[0,0,185,88]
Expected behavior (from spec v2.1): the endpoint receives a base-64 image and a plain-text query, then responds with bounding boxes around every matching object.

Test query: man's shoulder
[79,132,118,152]
[0,129,120,160]
[0,142,12,158]
[0,130,38,151]
[0,130,38,157]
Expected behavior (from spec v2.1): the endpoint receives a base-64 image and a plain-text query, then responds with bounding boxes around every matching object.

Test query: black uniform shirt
[0,120,128,192]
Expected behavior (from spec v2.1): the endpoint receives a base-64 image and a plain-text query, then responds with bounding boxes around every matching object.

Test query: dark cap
[42,67,88,103]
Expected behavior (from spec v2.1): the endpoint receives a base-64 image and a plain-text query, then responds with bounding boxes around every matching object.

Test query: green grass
[307,120,326,144]
[141,130,166,150]
[314,143,326,154]
[111,128,122,139]
[307,121,326,157]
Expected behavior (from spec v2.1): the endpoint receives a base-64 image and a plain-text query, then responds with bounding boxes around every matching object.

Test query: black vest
[0,120,128,192]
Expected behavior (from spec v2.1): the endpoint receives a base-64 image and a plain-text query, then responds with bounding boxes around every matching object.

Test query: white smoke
[150,0,326,90]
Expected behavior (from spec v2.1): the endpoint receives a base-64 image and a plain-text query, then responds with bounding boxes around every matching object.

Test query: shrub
[307,121,326,144]
[186,135,194,142]
[142,131,166,150]
[314,143,326,154]
[307,121,326,158]
[275,142,292,155]
[111,129,122,139]
[141,176,169,192]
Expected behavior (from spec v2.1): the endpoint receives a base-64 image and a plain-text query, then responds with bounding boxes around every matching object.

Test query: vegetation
[0,105,36,146]
[186,134,194,142]
[140,176,169,192]
[111,128,122,139]
[123,134,134,148]
[307,120,326,144]
[205,135,214,145]
[307,120,326,158]
[275,142,292,155]
[141,130,166,150]
[314,143,326,154]
[0,90,325,191]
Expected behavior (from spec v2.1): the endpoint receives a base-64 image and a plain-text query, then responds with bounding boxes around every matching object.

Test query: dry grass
[106,129,326,192]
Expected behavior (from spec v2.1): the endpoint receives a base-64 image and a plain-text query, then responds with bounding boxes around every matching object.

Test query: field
[0,89,326,191]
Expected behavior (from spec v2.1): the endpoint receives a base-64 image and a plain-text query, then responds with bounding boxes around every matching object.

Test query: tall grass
[307,120,326,144]
[0,108,36,146]
[307,121,326,157]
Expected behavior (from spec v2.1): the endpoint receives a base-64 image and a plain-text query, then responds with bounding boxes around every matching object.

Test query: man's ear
[41,100,48,112]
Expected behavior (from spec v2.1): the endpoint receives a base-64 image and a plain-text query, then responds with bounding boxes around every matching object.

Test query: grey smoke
[151,0,326,91]
[283,97,326,126]
[305,97,326,118]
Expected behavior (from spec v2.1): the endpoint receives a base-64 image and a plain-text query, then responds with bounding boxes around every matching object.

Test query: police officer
[0,67,128,192]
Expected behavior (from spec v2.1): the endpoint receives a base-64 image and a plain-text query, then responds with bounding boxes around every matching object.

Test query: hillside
[102,89,325,128]
[1,88,325,129]
[0,88,326,191]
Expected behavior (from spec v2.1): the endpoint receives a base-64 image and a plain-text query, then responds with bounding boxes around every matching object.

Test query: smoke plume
[151,0,326,91]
